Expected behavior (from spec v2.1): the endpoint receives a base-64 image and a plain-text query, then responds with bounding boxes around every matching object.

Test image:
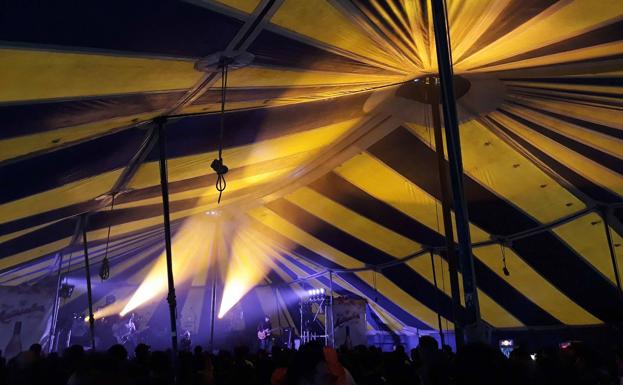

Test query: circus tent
[1,0,622,350]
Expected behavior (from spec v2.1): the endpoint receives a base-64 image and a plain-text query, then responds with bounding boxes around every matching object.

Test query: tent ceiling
[1,0,623,333]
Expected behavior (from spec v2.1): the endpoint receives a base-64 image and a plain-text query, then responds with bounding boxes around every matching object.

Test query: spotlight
[320,288,325,294]
[499,339,513,347]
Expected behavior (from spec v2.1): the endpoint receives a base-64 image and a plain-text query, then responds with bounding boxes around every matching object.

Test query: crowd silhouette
[1,337,621,385]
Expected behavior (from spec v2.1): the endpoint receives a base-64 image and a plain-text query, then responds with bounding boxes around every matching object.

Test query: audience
[0,339,621,385]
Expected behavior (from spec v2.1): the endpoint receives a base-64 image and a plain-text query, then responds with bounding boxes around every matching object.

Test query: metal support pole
[430,88,464,348]
[157,119,179,355]
[602,208,622,293]
[329,271,335,348]
[429,252,445,346]
[48,252,64,353]
[81,217,96,351]
[300,298,304,343]
[431,0,482,342]
[209,263,217,349]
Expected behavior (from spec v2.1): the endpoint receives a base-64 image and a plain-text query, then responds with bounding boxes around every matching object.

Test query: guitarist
[256,315,273,351]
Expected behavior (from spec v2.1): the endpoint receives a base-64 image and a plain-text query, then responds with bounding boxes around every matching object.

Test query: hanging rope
[99,194,116,280]
[372,270,378,303]
[211,59,230,203]
[500,243,510,276]
[59,251,73,301]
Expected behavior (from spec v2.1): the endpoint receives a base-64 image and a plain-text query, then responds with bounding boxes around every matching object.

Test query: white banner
[0,283,55,358]
[333,297,367,348]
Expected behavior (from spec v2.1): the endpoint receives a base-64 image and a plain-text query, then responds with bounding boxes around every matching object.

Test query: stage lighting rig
[305,288,326,303]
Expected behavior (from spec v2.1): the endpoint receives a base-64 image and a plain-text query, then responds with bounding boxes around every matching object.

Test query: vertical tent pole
[300,297,304,343]
[81,216,96,351]
[602,208,622,293]
[429,252,445,346]
[48,252,64,353]
[430,86,464,348]
[209,262,217,349]
[157,119,179,355]
[329,271,335,348]
[431,0,482,342]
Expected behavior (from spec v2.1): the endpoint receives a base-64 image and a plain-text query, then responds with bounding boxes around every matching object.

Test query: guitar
[257,328,279,340]
[334,314,360,329]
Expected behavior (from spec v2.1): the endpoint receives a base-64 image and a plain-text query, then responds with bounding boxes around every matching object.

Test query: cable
[500,243,510,276]
[211,59,230,203]
[99,194,115,280]
[60,251,73,306]
[372,270,378,303]
[439,250,449,331]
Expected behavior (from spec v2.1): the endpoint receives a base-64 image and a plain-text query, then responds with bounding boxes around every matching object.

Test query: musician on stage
[180,330,192,352]
[256,315,273,351]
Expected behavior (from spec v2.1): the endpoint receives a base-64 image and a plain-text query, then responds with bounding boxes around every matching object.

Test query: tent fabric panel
[222,66,406,88]
[449,0,557,64]
[329,148,607,325]
[553,212,623,286]
[263,198,461,324]
[0,0,243,58]
[472,244,602,326]
[268,0,407,71]
[248,29,400,74]
[129,118,361,189]
[0,92,184,140]
[484,115,621,204]
[247,210,435,330]
[112,157,302,211]
[407,115,620,304]
[0,218,75,261]
[490,110,623,197]
[406,119,585,224]
[143,92,370,162]
[277,251,418,333]
[281,185,547,327]
[0,172,121,230]
[0,112,161,163]
[273,256,403,335]
[504,96,623,139]
[366,127,622,322]
[0,128,145,204]
[483,20,623,72]
[189,84,387,109]
[498,106,623,175]
[456,0,623,71]
[0,49,202,103]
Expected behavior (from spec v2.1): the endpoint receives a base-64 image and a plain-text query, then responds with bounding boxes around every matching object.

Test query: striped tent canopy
[2,0,623,340]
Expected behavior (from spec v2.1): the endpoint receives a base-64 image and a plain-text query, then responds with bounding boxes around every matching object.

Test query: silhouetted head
[135,343,150,360]
[29,343,42,356]
[107,344,128,361]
